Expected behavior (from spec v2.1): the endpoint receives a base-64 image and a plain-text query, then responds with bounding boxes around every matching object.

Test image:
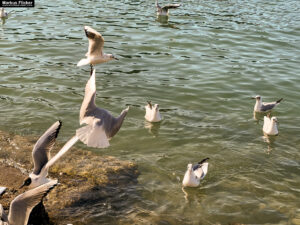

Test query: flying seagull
[145,101,162,122]
[155,0,181,16]
[0,180,57,225]
[263,114,278,135]
[252,95,283,112]
[182,158,209,187]
[77,26,118,75]
[76,69,129,148]
[20,121,78,189]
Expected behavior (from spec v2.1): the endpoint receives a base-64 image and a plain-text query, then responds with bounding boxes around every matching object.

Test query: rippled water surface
[1,0,300,224]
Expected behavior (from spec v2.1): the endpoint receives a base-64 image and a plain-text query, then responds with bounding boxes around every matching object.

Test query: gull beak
[19,183,25,189]
[251,97,256,99]
[113,56,119,60]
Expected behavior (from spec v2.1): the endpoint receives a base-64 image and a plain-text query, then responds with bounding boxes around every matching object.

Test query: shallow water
[1,0,300,224]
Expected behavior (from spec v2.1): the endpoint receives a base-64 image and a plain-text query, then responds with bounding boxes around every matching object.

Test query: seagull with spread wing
[77,26,118,74]
[182,158,209,187]
[0,180,57,225]
[20,121,78,189]
[156,0,181,16]
[76,69,129,148]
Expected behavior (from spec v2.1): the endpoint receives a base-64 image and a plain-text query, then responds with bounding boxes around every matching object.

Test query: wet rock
[0,130,139,224]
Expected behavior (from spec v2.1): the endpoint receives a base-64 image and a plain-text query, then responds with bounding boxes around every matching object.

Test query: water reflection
[156,15,179,29]
[144,121,161,137]
[262,133,277,154]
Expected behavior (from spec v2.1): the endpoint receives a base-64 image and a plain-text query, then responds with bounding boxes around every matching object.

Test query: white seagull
[76,69,129,148]
[0,180,57,225]
[0,8,8,18]
[252,95,283,112]
[155,0,181,16]
[145,101,162,122]
[77,26,118,74]
[20,121,78,189]
[182,158,209,187]
[263,115,278,136]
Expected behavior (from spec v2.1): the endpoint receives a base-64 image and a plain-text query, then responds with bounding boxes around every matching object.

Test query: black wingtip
[55,120,63,138]
[276,98,283,104]
[198,157,209,164]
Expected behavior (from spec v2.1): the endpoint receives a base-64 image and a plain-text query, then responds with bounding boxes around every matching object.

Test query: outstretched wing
[80,69,97,125]
[8,180,58,225]
[84,26,104,57]
[32,121,62,175]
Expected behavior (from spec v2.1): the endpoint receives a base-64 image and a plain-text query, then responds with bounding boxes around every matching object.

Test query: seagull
[77,26,118,75]
[182,158,209,187]
[144,101,162,122]
[252,95,283,112]
[263,114,278,135]
[76,69,129,148]
[0,180,57,225]
[20,121,78,189]
[155,0,181,16]
[0,8,8,18]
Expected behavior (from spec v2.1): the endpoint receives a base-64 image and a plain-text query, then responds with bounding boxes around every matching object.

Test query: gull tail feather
[76,125,110,148]
[77,58,90,67]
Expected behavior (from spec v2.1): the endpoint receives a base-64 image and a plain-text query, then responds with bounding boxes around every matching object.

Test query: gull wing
[76,120,110,148]
[32,121,62,175]
[8,180,58,225]
[162,4,181,10]
[79,69,97,125]
[43,136,78,172]
[84,26,104,57]
[263,116,271,132]
[261,102,276,111]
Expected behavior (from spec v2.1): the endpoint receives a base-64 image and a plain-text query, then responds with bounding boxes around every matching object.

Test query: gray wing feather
[32,121,62,175]
[260,103,276,111]
[8,180,57,225]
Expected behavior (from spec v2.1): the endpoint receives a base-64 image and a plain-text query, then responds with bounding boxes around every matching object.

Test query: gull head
[271,117,278,123]
[20,177,32,188]
[153,104,159,112]
[251,95,261,100]
[187,163,193,172]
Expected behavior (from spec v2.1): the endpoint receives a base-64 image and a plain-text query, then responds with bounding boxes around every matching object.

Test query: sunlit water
[1,0,300,224]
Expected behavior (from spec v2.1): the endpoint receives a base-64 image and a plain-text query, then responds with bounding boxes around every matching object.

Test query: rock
[0,130,139,224]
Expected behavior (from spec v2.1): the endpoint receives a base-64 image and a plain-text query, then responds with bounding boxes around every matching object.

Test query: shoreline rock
[0,130,139,224]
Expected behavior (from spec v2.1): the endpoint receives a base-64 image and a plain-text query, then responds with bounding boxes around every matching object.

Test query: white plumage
[144,101,162,122]
[263,116,278,135]
[182,158,209,187]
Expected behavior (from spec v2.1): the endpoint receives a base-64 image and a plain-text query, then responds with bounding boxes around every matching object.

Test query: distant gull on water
[76,69,129,148]
[77,26,118,74]
[0,180,57,225]
[0,8,8,18]
[155,0,181,16]
[20,121,78,189]
[182,158,209,187]
[252,95,283,112]
[145,101,162,122]
[263,114,278,136]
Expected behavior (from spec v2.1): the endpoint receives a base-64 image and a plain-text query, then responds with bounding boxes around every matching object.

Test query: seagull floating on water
[0,180,57,225]
[20,121,78,189]
[263,114,278,136]
[155,0,181,16]
[182,158,209,187]
[0,8,8,18]
[252,95,283,112]
[76,69,129,148]
[77,26,118,74]
[145,101,162,122]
